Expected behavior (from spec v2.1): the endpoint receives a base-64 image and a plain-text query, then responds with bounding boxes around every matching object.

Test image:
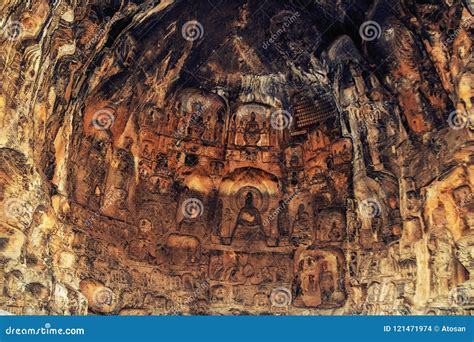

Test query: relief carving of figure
[202,115,213,142]
[232,192,266,244]
[236,192,262,227]
[319,262,335,304]
[291,204,313,247]
[243,112,262,146]
[214,117,224,144]
[277,200,291,241]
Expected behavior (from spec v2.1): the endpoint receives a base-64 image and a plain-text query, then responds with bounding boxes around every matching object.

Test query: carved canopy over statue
[217,167,281,248]
[230,103,278,148]
[293,248,346,308]
[172,89,227,145]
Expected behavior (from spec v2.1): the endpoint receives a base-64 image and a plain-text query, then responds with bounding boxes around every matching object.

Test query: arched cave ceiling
[0,0,473,315]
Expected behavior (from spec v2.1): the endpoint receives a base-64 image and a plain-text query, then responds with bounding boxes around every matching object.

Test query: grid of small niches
[293,93,338,129]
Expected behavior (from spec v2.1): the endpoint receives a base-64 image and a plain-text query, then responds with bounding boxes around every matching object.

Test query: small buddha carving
[319,263,335,304]
[236,192,262,227]
[291,204,312,246]
[214,117,224,144]
[290,152,300,167]
[202,115,213,142]
[243,112,262,146]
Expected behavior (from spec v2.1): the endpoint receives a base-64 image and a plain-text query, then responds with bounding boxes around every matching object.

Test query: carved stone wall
[0,0,472,315]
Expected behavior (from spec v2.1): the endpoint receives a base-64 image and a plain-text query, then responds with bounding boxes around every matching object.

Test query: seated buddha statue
[236,192,262,226]
[243,112,262,146]
[231,192,266,244]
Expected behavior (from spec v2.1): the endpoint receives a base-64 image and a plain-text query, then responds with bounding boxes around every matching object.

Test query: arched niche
[229,102,281,149]
[283,143,304,170]
[217,167,281,248]
[293,248,346,308]
[171,88,227,145]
